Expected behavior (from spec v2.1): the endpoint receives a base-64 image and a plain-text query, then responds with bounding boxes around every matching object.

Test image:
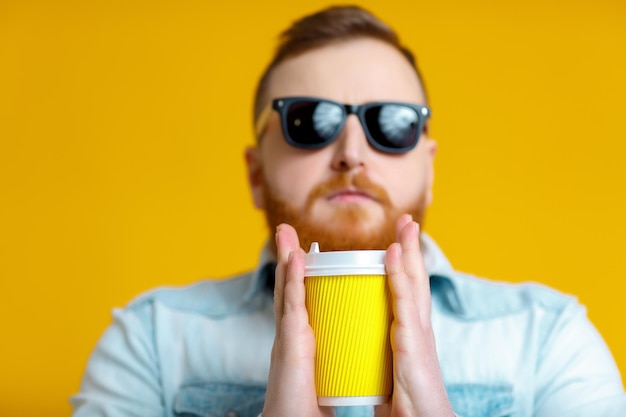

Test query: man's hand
[263,218,454,417]
[262,224,332,417]
[375,214,455,417]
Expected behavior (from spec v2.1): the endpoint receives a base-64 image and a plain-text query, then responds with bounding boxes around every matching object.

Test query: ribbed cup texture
[305,274,393,398]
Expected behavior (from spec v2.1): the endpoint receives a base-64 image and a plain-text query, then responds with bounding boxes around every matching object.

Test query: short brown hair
[253,5,428,121]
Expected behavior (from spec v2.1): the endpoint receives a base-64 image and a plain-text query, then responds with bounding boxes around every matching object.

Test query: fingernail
[414,223,422,238]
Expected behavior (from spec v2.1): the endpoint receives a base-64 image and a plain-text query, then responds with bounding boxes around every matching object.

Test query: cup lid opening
[304,242,386,276]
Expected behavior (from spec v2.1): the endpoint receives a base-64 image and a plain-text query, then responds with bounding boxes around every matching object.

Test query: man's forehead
[262,38,426,106]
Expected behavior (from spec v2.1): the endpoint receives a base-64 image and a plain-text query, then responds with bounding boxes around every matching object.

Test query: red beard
[261,171,427,255]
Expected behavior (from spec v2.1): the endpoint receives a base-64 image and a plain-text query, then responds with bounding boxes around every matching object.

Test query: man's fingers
[276,224,300,259]
[400,221,431,323]
[387,220,432,330]
[399,221,421,278]
[395,213,413,241]
[274,224,301,326]
[283,248,308,326]
[385,242,406,296]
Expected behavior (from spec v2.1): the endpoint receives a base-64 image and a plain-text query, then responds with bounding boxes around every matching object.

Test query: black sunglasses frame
[270,96,431,154]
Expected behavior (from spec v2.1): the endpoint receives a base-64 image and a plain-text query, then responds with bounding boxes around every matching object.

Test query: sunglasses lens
[285,100,343,147]
[364,104,420,150]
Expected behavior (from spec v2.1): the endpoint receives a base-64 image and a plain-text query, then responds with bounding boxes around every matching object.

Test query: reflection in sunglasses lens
[365,105,418,149]
[378,105,417,144]
[312,102,343,140]
[287,101,343,146]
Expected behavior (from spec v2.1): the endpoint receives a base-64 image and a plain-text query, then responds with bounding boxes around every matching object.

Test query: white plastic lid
[303,242,386,277]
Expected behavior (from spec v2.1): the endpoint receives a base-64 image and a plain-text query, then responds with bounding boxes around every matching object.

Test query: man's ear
[425,138,437,207]
[245,146,264,209]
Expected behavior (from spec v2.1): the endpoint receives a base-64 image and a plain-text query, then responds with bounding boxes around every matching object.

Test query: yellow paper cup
[304,242,392,407]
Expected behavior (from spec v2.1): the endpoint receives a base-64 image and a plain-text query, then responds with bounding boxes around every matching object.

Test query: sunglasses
[255,96,431,154]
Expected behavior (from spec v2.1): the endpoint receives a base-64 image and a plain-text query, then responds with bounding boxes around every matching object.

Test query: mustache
[304,172,392,209]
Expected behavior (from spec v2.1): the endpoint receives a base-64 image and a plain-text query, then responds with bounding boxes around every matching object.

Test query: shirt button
[226,411,238,417]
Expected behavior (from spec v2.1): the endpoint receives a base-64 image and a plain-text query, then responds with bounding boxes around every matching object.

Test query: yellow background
[1,0,624,415]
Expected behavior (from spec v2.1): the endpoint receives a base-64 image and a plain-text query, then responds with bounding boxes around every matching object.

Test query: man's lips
[326,188,378,203]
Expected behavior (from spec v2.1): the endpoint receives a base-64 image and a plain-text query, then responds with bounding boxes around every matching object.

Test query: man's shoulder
[448,270,578,320]
[122,270,261,319]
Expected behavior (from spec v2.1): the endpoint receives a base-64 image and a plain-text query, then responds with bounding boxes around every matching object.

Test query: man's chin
[297,209,396,252]
[313,203,385,226]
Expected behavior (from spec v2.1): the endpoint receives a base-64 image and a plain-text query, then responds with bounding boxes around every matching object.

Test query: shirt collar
[244,233,465,316]
[243,243,276,302]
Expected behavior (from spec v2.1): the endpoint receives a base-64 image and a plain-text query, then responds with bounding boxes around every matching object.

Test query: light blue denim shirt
[71,234,626,417]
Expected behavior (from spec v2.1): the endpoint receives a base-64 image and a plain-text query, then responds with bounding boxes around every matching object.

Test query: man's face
[246,37,437,253]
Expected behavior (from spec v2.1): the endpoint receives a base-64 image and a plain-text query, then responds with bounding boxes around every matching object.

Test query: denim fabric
[174,383,266,417]
[71,234,626,417]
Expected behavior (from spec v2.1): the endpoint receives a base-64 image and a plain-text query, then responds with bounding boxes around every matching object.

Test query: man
[71,6,626,417]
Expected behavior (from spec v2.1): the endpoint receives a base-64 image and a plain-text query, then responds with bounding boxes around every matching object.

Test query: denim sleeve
[534,300,626,416]
[70,305,165,417]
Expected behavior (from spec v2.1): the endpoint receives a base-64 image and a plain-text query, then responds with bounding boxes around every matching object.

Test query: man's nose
[330,115,369,171]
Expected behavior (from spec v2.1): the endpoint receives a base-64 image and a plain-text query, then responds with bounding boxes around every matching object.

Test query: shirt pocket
[447,383,515,417]
[173,382,266,417]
